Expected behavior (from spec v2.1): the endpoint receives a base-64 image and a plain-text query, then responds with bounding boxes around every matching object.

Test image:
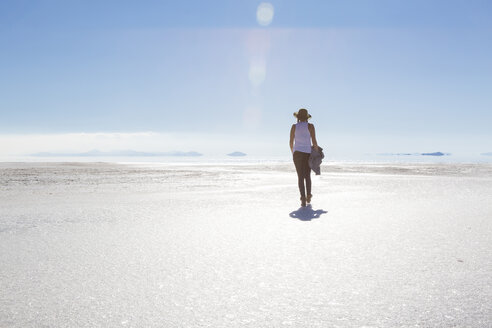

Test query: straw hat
[293,108,312,120]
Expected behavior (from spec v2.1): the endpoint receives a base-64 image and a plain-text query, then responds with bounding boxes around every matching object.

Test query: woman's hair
[295,108,310,122]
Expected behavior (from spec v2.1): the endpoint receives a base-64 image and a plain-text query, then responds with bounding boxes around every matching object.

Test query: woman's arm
[308,124,319,150]
[289,124,295,153]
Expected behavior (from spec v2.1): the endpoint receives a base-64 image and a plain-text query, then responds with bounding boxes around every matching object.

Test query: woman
[289,108,319,207]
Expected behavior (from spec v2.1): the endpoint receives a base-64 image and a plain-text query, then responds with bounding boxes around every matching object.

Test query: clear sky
[1,0,491,158]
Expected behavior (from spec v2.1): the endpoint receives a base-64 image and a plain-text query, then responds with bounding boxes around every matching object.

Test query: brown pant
[293,151,311,198]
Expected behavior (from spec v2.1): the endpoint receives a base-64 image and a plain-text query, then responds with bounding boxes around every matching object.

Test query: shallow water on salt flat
[1,162,491,327]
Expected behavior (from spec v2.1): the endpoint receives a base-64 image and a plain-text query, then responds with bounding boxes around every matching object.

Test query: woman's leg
[293,151,306,198]
[303,152,312,197]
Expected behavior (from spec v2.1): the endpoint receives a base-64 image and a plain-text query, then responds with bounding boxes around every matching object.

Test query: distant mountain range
[31,149,203,157]
[481,152,492,156]
[377,152,451,157]
[227,151,247,157]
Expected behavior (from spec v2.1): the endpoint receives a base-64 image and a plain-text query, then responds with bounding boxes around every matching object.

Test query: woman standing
[289,108,319,207]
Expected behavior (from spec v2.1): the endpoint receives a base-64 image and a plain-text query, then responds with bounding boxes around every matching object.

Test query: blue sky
[1,0,491,157]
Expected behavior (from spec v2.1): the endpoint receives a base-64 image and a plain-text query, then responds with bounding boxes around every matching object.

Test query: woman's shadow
[289,205,327,221]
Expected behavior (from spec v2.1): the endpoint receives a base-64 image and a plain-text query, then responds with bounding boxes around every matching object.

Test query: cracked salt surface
[1,162,491,327]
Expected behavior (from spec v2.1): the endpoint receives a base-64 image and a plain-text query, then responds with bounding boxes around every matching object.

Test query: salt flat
[1,162,491,327]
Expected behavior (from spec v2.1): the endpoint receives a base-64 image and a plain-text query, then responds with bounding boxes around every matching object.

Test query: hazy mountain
[31,150,203,157]
[421,152,448,156]
[377,153,416,156]
[481,152,492,156]
[227,151,247,157]
[378,152,450,156]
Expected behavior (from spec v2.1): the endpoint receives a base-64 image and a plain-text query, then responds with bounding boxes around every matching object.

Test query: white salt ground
[0,162,491,327]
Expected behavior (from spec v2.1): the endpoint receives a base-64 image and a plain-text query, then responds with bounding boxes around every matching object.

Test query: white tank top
[293,122,312,153]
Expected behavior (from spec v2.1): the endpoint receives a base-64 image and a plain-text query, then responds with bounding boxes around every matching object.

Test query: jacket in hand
[309,146,324,175]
